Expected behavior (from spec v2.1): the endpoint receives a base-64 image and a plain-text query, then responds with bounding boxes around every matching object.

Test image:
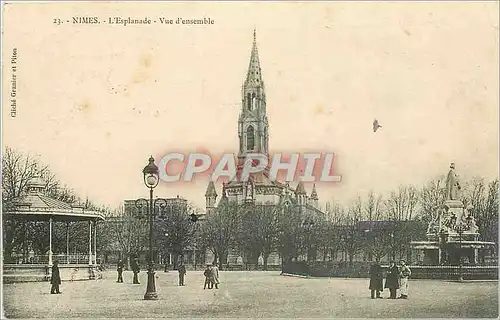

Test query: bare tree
[2,147,39,201]
[418,179,446,225]
[201,200,240,269]
[384,185,422,262]
[386,185,419,221]
[155,201,201,268]
[343,196,364,265]
[276,203,303,263]
[363,191,386,261]
[257,204,280,270]
[462,178,499,243]
[112,205,148,269]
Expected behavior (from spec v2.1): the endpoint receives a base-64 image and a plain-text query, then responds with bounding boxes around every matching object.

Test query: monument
[411,163,495,267]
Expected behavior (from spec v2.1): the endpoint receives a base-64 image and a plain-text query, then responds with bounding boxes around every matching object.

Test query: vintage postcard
[2,1,498,319]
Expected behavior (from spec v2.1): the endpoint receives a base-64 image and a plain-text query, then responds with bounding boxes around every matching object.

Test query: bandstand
[2,177,105,283]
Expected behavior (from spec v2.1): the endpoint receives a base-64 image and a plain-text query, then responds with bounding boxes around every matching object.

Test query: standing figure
[50,260,62,294]
[131,257,140,284]
[384,261,400,299]
[445,163,461,200]
[203,264,212,289]
[178,263,186,286]
[116,259,124,283]
[369,260,383,299]
[212,263,220,289]
[398,260,411,299]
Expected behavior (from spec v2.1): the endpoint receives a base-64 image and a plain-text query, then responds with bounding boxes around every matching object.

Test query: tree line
[3,147,497,268]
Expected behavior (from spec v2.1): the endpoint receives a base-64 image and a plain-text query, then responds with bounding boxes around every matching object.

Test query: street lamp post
[135,167,200,300]
[141,156,160,300]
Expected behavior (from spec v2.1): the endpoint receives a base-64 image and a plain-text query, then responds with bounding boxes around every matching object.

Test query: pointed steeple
[205,181,218,215]
[310,184,318,200]
[245,28,263,88]
[238,28,269,163]
[205,181,217,197]
[295,181,307,206]
[295,181,306,195]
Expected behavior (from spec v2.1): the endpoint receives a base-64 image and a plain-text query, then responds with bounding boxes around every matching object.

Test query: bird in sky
[373,119,382,132]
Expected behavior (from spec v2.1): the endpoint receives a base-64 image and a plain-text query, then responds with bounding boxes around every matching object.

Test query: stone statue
[465,213,479,233]
[445,163,461,200]
[427,209,440,234]
[445,213,457,231]
[252,96,257,110]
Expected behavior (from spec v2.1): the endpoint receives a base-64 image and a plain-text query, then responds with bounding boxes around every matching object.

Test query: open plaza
[3,271,498,318]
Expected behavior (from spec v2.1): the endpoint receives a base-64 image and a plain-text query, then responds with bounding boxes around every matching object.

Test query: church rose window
[247,126,255,151]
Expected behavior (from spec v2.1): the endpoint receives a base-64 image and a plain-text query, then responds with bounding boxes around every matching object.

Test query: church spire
[245,28,263,88]
[310,184,318,200]
[238,28,269,163]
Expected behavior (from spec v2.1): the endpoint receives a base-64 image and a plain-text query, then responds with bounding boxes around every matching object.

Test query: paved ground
[2,270,498,318]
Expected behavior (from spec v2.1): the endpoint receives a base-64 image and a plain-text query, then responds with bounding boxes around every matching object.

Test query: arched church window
[247,126,255,151]
[247,93,252,111]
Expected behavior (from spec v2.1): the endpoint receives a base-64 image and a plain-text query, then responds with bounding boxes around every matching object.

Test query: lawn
[3,270,498,318]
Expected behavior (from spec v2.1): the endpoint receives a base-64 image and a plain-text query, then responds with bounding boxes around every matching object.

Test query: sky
[2,2,499,211]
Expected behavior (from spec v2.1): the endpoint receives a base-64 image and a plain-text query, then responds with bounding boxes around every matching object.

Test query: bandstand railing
[8,254,100,265]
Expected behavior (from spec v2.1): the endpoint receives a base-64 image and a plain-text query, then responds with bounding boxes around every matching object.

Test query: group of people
[203,263,220,289]
[369,259,412,299]
[116,258,220,290]
[116,258,141,284]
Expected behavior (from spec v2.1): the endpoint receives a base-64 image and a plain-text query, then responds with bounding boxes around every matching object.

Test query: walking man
[369,259,383,299]
[398,260,411,299]
[178,262,186,286]
[50,260,62,294]
[384,261,400,299]
[116,259,124,283]
[131,257,140,284]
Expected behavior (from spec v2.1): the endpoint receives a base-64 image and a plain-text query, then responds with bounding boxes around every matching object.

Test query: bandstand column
[474,248,479,264]
[93,220,97,265]
[66,222,70,264]
[88,220,93,265]
[48,217,53,266]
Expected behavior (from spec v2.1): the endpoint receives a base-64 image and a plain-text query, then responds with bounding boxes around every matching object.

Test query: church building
[204,30,326,266]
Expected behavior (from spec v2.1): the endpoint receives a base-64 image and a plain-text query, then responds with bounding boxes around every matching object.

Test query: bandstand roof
[3,177,105,222]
